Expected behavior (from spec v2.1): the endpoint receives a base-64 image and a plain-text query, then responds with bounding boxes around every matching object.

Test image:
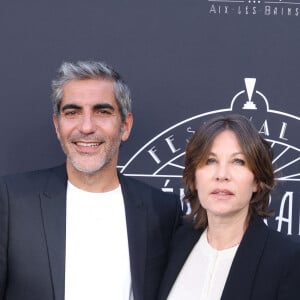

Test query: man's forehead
[61,79,117,104]
[62,78,114,92]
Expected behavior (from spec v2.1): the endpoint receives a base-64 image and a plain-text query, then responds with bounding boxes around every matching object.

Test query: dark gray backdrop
[1,0,299,241]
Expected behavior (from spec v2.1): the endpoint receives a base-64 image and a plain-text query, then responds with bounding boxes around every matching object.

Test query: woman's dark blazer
[158,216,300,300]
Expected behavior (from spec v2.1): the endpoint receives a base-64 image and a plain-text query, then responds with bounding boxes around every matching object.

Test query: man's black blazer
[158,216,300,300]
[0,164,181,300]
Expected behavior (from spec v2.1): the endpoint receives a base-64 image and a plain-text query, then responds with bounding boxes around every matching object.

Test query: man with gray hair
[0,61,181,300]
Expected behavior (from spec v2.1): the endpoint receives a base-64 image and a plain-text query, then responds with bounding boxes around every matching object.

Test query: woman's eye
[206,158,216,165]
[233,158,245,165]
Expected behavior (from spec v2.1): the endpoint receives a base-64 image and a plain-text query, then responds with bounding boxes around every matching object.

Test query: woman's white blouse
[167,229,239,300]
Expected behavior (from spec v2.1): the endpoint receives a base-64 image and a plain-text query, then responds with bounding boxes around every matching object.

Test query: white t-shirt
[167,229,238,300]
[64,181,133,300]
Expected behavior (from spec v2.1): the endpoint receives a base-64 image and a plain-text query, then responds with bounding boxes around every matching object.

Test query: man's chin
[68,160,107,175]
[75,165,104,175]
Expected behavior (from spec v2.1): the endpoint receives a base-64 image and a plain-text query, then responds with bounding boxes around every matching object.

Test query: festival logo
[119,78,300,241]
[208,0,300,17]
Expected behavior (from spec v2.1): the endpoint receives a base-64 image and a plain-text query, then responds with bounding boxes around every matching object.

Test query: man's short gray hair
[51,61,132,122]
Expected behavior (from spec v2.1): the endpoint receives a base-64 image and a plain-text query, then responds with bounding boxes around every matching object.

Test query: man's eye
[97,109,113,116]
[64,110,77,117]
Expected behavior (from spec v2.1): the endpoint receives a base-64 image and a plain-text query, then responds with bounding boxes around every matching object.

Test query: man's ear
[121,113,133,142]
[53,114,61,140]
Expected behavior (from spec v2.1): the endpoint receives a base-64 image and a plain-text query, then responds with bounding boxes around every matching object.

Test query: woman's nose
[215,164,230,182]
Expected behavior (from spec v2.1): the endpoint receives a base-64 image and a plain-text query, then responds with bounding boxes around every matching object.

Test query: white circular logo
[120,78,300,240]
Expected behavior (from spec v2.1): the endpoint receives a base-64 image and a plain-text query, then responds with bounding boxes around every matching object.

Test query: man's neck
[66,164,120,193]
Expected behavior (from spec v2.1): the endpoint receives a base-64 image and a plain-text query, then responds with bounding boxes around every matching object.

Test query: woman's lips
[211,189,234,199]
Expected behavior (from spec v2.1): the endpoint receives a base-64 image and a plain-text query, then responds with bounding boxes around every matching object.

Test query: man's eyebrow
[61,103,115,112]
[93,103,115,110]
[61,104,81,111]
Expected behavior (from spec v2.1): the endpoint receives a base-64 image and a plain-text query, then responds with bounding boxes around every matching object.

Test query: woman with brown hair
[159,114,300,300]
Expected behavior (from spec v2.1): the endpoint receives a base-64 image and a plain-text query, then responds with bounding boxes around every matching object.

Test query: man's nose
[79,113,97,133]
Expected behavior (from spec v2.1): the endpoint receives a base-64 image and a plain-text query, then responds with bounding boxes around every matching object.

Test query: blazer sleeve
[0,178,8,299]
[277,243,300,300]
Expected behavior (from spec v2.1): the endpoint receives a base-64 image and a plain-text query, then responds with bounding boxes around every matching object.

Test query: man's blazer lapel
[40,165,67,300]
[221,217,269,300]
[119,174,147,300]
